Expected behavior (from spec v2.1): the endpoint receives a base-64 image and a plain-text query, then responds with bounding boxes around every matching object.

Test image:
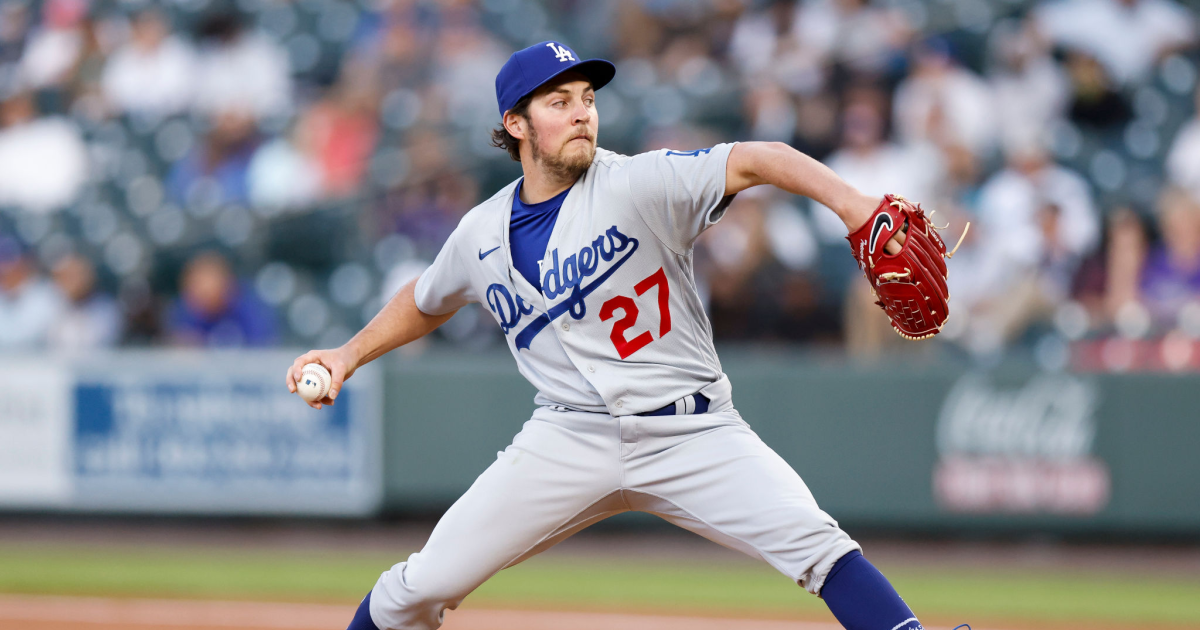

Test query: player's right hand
[286,346,359,410]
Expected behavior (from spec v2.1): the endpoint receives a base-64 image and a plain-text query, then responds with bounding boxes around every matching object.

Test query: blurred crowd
[0,0,1199,370]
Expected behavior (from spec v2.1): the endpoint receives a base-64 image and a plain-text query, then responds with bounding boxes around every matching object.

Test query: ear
[503,111,527,140]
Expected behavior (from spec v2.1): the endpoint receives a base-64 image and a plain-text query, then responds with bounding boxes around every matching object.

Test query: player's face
[526,77,598,181]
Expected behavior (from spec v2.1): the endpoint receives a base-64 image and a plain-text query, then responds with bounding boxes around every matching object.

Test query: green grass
[0,544,376,602]
[2,543,1199,626]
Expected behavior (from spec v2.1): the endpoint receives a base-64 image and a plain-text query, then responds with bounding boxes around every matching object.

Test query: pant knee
[799,529,862,595]
[370,559,473,630]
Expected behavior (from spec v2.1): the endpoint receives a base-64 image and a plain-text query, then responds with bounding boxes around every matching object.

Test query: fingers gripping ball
[297,363,332,403]
[846,194,968,340]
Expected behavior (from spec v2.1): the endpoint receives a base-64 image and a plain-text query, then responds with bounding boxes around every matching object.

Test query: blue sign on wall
[66,353,382,516]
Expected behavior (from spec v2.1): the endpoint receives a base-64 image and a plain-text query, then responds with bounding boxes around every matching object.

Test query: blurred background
[2,0,1200,629]
[0,0,1198,365]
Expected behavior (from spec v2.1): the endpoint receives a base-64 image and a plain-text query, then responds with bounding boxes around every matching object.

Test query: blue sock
[346,590,380,630]
[820,550,922,630]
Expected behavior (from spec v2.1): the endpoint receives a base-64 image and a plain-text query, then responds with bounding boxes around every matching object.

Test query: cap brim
[527,58,616,101]
[566,58,616,91]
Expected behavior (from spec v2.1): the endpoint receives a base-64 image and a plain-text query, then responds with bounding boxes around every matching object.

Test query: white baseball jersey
[415,143,738,415]
[372,142,862,630]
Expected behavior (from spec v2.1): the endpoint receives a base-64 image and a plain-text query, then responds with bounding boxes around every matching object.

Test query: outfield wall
[382,348,1200,535]
[2,348,1198,534]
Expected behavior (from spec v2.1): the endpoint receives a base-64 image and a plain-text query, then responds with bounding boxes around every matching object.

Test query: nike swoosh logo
[869,213,894,255]
[479,246,501,260]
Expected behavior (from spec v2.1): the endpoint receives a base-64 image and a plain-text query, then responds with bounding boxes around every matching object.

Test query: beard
[529,124,595,183]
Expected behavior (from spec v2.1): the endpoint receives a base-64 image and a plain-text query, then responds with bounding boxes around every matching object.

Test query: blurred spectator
[957,141,1100,350]
[379,168,478,260]
[406,125,453,183]
[1035,0,1196,85]
[0,3,31,65]
[1064,51,1131,132]
[1166,87,1200,203]
[118,278,163,346]
[893,38,997,159]
[792,0,911,79]
[764,198,820,275]
[610,0,664,59]
[429,18,507,129]
[47,254,121,351]
[59,16,106,109]
[1140,188,1200,323]
[247,125,324,211]
[1098,207,1151,320]
[813,86,944,242]
[0,237,64,349]
[988,19,1070,146]
[729,1,824,96]
[729,1,795,76]
[791,93,840,159]
[0,91,87,212]
[730,0,909,97]
[968,204,1084,349]
[101,8,196,116]
[17,0,89,90]
[167,252,277,347]
[978,142,1100,270]
[193,12,291,121]
[17,0,106,115]
[696,192,769,339]
[167,109,260,209]
[755,195,836,343]
[355,14,432,96]
[295,62,380,199]
[744,81,799,143]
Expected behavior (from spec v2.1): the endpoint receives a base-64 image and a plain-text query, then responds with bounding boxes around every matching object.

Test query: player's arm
[286,278,456,409]
[724,141,881,234]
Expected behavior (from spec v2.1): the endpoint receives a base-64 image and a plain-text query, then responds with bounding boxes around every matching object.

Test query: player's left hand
[286,346,359,409]
[846,194,968,340]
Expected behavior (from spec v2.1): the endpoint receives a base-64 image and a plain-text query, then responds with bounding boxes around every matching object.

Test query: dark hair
[490,94,533,162]
[196,12,243,42]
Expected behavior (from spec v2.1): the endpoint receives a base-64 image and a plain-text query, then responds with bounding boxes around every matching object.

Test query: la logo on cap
[547,42,575,62]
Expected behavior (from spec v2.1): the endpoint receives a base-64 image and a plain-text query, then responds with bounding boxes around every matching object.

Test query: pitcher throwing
[287,40,963,630]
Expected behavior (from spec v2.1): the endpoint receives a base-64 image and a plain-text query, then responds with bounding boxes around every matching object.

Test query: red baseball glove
[846,194,968,340]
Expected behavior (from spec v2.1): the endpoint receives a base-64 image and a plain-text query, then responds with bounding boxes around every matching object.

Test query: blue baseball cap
[495,41,616,117]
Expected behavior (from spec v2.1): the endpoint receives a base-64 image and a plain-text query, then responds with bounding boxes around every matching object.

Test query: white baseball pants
[369,406,861,630]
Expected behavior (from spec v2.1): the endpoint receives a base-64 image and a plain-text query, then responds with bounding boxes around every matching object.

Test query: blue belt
[639,393,710,416]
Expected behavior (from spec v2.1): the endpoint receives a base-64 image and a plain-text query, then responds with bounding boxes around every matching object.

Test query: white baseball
[296,363,332,403]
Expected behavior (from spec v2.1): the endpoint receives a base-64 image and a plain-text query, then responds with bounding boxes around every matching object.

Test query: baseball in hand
[296,363,332,403]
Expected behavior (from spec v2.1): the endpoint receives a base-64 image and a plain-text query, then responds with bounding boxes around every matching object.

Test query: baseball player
[287,41,964,630]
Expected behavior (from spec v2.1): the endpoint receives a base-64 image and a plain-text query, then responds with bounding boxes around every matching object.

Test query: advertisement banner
[0,360,72,507]
[932,374,1110,515]
[0,352,382,516]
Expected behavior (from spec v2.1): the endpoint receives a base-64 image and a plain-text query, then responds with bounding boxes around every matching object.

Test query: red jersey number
[599,267,672,360]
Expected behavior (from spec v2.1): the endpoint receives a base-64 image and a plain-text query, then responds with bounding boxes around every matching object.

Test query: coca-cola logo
[936,375,1098,459]
[933,374,1110,515]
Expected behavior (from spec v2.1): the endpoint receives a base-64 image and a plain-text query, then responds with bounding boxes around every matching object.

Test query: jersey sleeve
[413,222,478,315]
[626,142,737,254]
